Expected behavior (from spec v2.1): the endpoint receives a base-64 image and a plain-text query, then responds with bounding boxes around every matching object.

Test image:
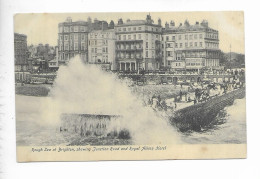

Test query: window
[195,42,197,47]
[180,43,183,48]
[178,35,181,40]
[189,34,193,40]
[81,34,85,40]
[74,34,78,41]
[185,42,188,47]
[74,26,78,32]
[91,48,94,53]
[128,27,131,31]
[190,42,193,47]
[80,26,85,32]
[199,34,203,39]
[200,42,202,47]
[166,36,169,41]
[81,43,85,50]
[138,34,141,39]
[70,26,73,32]
[194,34,197,39]
[119,35,121,40]
[167,43,171,48]
[64,27,69,32]
[168,61,171,66]
[185,35,188,40]
[74,43,78,50]
[175,43,178,48]
[65,43,69,50]
[167,51,171,57]
[146,51,148,57]
[128,35,131,40]
[123,28,126,31]
[138,27,141,30]
[123,35,126,40]
[118,28,121,32]
[146,34,148,40]
[133,27,136,31]
[172,36,175,40]
[146,42,148,48]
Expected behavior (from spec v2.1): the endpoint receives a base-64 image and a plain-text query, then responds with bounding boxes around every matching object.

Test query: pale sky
[14,11,244,54]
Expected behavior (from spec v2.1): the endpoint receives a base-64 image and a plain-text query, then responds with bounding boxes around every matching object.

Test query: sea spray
[40,56,180,145]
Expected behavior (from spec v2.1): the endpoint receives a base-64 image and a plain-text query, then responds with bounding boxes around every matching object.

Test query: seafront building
[14,33,29,71]
[58,17,114,64]
[14,33,31,81]
[58,17,90,64]
[88,29,117,70]
[57,15,221,72]
[162,20,221,72]
[114,14,162,71]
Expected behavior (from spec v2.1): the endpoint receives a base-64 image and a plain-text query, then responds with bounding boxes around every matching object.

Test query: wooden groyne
[169,87,245,132]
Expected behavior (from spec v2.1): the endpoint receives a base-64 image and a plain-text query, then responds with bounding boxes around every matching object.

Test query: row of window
[89,40,108,46]
[206,33,218,39]
[59,43,86,51]
[60,34,86,41]
[164,33,204,41]
[89,33,111,39]
[59,26,87,33]
[91,47,108,53]
[163,42,204,48]
[117,26,160,32]
[205,42,219,48]
[117,53,142,58]
[175,42,203,48]
[118,34,159,41]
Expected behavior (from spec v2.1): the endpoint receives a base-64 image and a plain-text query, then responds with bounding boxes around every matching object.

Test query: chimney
[184,20,190,26]
[195,21,199,25]
[179,23,182,26]
[118,18,123,25]
[158,18,161,26]
[66,17,72,23]
[201,20,208,27]
[87,17,92,23]
[165,22,169,29]
[170,20,175,27]
[127,19,130,22]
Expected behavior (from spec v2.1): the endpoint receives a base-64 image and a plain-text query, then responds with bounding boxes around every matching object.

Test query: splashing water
[40,56,180,145]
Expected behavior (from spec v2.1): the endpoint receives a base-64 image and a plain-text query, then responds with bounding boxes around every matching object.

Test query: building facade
[115,14,162,71]
[58,17,90,63]
[88,29,116,70]
[58,17,111,64]
[162,20,221,71]
[14,33,29,71]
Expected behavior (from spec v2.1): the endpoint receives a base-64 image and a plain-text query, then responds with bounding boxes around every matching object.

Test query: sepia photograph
[14,11,246,161]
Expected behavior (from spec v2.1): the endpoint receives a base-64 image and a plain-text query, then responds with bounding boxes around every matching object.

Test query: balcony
[116,39,143,43]
[116,47,143,52]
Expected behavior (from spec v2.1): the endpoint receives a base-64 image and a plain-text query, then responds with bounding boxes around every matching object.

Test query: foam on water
[40,56,180,145]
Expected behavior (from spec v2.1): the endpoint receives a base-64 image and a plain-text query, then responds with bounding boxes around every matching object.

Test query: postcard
[14,11,246,162]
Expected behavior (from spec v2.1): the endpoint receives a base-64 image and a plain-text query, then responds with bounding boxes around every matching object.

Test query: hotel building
[58,17,90,63]
[114,14,162,71]
[162,20,221,71]
[88,29,117,70]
